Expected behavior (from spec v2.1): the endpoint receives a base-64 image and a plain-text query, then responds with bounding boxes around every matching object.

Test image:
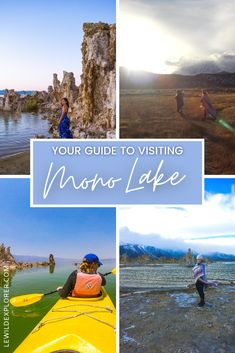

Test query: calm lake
[120,262,235,288]
[0,111,50,157]
[0,259,116,352]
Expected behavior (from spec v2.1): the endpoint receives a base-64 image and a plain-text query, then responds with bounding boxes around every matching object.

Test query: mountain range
[120,244,235,263]
[14,255,79,264]
[14,255,114,263]
[120,67,235,89]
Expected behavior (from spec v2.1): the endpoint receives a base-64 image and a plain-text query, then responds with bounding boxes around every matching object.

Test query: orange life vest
[72,272,102,298]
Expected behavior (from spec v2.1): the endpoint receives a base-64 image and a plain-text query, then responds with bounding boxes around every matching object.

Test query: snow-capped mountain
[120,244,186,260]
[120,244,235,263]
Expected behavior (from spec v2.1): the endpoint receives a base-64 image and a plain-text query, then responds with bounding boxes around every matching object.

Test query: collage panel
[119,178,235,353]
[0,0,116,175]
[119,0,235,175]
[1,0,235,352]
[0,179,116,352]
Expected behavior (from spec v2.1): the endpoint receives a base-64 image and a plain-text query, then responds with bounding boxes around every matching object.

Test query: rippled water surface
[0,112,50,157]
[120,262,235,288]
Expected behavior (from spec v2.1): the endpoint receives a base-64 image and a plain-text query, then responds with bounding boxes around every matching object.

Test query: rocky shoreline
[0,22,116,139]
[1,260,52,271]
[120,285,235,353]
[0,244,55,271]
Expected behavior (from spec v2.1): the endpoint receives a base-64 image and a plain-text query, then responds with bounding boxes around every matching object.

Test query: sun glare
[119,14,192,74]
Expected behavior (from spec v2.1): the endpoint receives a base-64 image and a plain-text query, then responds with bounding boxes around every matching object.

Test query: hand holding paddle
[103,268,116,276]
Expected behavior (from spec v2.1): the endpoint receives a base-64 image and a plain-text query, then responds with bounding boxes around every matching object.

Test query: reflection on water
[49,264,55,274]
[11,300,55,319]
[0,111,50,157]
[0,268,16,288]
[121,262,235,288]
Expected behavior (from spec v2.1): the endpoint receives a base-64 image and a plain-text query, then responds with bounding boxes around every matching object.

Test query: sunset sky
[0,0,115,90]
[120,0,235,74]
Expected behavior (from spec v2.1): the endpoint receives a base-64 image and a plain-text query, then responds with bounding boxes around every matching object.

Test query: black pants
[196,280,205,302]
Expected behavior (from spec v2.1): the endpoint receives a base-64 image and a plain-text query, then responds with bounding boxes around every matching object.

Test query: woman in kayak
[193,254,218,307]
[57,253,106,298]
[58,97,73,138]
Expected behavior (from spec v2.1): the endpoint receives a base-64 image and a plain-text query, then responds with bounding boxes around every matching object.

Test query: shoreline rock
[0,243,56,271]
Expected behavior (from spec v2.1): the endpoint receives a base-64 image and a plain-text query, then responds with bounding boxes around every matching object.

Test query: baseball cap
[83,253,103,266]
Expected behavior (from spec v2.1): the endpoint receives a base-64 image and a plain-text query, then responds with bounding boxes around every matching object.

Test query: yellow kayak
[14,288,116,353]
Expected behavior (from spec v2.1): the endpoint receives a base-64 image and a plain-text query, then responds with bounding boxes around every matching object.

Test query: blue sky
[0,179,116,259]
[0,0,115,90]
[120,178,235,254]
[205,178,235,195]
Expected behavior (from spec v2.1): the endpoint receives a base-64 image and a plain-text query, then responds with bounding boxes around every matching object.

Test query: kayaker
[193,254,218,307]
[57,254,106,298]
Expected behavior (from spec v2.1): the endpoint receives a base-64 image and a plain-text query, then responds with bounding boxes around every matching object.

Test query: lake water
[0,111,50,157]
[120,262,235,288]
[0,259,116,352]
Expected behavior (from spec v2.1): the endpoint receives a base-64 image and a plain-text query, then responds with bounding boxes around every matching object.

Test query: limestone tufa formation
[0,243,17,266]
[0,22,116,138]
[49,253,55,265]
[0,243,55,270]
[48,72,79,105]
[0,90,21,112]
[184,248,195,267]
[74,23,116,130]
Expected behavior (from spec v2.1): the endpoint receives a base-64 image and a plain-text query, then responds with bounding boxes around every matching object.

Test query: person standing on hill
[175,90,184,115]
[200,90,217,120]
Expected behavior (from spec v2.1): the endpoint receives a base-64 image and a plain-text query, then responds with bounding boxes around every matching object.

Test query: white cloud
[119,192,235,252]
[120,0,235,73]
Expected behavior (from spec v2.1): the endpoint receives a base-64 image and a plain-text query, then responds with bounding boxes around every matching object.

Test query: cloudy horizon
[120,0,235,74]
[119,179,235,255]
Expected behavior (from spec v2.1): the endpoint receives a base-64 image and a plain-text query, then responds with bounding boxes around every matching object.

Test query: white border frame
[30,137,205,208]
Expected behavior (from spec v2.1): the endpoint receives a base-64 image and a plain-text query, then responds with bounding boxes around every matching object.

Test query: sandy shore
[0,151,30,175]
[120,285,235,353]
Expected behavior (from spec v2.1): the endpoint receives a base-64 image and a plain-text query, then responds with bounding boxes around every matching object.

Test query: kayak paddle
[103,268,116,276]
[10,290,57,307]
[10,268,116,307]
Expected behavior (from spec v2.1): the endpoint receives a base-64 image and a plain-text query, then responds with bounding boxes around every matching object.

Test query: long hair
[79,261,99,274]
[62,97,69,108]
